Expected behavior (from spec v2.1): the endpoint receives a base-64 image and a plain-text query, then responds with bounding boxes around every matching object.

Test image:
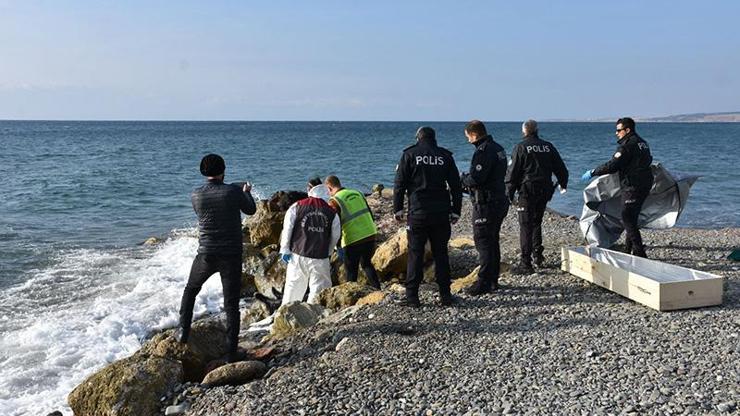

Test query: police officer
[394,126,463,307]
[506,120,569,274]
[582,117,653,258]
[459,120,509,295]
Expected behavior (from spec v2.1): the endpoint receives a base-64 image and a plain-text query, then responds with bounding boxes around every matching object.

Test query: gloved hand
[581,170,593,183]
[394,211,404,223]
[336,247,345,262]
[280,252,292,264]
[450,213,460,225]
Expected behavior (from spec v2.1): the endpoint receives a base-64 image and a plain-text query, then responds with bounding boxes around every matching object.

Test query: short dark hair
[415,126,435,141]
[617,117,636,131]
[324,175,341,188]
[200,154,225,176]
[464,120,487,137]
[307,176,322,188]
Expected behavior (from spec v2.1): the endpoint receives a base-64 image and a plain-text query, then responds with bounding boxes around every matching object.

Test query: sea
[0,121,738,415]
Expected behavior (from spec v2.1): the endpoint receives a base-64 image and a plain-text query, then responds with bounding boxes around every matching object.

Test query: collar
[471,134,492,147]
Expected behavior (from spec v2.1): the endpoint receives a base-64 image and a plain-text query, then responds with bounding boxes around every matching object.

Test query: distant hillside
[639,112,740,122]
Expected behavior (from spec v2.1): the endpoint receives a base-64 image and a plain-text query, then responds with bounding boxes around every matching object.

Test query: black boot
[511,261,535,275]
[533,253,545,268]
[466,279,492,296]
[439,292,459,306]
[395,294,421,308]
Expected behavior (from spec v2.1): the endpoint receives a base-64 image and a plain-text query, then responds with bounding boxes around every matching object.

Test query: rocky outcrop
[372,228,431,281]
[316,282,376,311]
[245,200,286,248]
[271,302,330,339]
[68,352,183,416]
[201,361,267,387]
[142,319,229,382]
[451,266,480,294]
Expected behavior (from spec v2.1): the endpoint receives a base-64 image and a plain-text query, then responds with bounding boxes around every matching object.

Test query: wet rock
[245,200,287,248]
[317,282,376,311]
[68,352,182,416]
[143,236,162,246]
[202,361,267,387]
[165,402,190,415]
[241,300,271,326]
[371,183,385,197]
[271,302,330,338]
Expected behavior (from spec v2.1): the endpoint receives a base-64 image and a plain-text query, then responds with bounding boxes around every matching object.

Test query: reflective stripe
[333,189,377,247]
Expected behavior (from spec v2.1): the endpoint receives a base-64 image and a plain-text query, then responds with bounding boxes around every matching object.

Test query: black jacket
[192,179,256,255]
[505,134,568,201]
[461,135,508,204]
[592,132,653,192]
[393,137,463,222]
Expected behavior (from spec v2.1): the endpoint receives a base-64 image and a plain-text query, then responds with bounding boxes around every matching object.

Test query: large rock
[449,237,475,250]
[201,360,267,387]
[356,290,387,306]
[245,200,286,248]
[253,249,287,297]
[271,302,329,338]
[268,190,307,211]
[372,228,431,281]
[142,319,229,382]
[317,282,376,311]
[68,352,182,416]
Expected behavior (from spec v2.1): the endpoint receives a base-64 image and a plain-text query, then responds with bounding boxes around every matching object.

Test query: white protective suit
[279,185,341,305]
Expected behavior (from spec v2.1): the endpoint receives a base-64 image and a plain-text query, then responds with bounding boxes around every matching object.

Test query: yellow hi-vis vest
[332,188,378,247]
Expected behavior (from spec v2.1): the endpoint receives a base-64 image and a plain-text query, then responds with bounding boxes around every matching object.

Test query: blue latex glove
[581,170,593,183]
[280,253,292,264]
[336,248,345,262]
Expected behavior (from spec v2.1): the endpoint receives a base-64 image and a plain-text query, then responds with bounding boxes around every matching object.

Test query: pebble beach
[182,198,740,416]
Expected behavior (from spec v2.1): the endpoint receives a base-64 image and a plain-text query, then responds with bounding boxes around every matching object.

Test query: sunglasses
[616,128,626,132]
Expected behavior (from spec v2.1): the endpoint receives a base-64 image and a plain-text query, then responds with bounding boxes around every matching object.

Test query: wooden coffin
[561,246,723,311]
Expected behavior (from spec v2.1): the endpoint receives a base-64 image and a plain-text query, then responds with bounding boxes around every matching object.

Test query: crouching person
[279,180,341,304]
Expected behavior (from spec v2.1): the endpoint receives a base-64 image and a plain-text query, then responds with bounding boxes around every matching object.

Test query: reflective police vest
[332,189,377,247]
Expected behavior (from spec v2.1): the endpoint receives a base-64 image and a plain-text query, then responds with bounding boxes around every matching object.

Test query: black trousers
[344,239,381,289]
[517,196,548,265]
[473,205,508,286]
[622,189,649,257]
[406,218,452,298]
[179,253,242,354]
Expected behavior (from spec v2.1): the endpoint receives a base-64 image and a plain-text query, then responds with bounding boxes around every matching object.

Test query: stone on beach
[316,281,376,311]
[201,361,267,387]
[271,302,330,338]
[372,228,431,281]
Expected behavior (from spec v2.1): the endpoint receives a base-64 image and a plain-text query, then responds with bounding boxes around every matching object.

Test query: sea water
[0,121,737,414]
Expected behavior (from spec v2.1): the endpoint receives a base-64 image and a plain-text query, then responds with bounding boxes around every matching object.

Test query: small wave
[0,230,224,416]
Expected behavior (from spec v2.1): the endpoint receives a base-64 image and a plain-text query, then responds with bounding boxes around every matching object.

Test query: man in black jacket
[177,154,257,362]
[506,120,569,274]
[460,120,509,295]
[582,117,653,258]
[394,126,463,307]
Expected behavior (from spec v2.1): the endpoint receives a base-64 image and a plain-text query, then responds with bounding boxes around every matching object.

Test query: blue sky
[1,0,739,120]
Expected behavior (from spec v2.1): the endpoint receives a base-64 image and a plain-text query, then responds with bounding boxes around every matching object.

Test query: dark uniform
[460,135,509,290]
[394,134,463,302]
[591,131,653,257]
[505,134,568,268]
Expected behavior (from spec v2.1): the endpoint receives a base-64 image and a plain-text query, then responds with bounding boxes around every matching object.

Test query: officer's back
[506,131,568,200]
[394,127,462,223]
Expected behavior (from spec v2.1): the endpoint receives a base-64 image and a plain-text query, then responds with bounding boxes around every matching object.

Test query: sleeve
[505,145,523,200]
[592,144,630,176]
[447,155,463,216]
[329,215,342,256]
[551,146,569,190]
[393,153,409,215]
[279,203,297,254]
[240,190,257,215]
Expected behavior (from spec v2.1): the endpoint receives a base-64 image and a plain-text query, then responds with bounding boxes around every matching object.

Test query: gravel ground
[184,198,739,416]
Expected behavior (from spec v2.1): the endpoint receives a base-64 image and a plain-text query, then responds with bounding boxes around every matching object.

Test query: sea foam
[0,230,223,416]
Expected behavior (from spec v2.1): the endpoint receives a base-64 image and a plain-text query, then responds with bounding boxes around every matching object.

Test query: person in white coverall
[279,181,341,304]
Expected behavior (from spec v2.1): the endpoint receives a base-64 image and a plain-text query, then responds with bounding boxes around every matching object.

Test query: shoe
[466,279,492,296]
[395,296,421,308]
[439,293,459,306]
[511,262,535,275]
[533,254,545,268]
[175,327,189,344]
[226,347,249,363]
